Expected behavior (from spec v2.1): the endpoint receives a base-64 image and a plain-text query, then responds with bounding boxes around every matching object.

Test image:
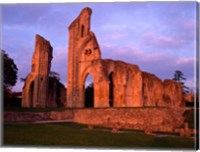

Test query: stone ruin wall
[66,7,184,108]
[22,35,53,108]
[22,35,66,108]
[163,79,183,107]
[142,72,183,107]
[4,108,186,133]
[73,108,186,132]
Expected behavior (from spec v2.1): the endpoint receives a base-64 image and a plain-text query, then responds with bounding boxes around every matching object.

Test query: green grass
[3,122,195,149]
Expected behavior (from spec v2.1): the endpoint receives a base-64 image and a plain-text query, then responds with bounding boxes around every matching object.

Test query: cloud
[2,4,53,26]
[101,45,195,89]
[140,31,191,50]
[3,3,197,92]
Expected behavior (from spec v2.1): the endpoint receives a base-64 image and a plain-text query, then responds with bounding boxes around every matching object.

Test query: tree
[172,70,189,94]
[49,71,60,81]
[1,49,18,107]
[20,71,60,82]
[1,49,18,88]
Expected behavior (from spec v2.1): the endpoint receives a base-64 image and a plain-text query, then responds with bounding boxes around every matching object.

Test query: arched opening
[109,72,114,107]
[81,25,84,37]
[84,74,94,108]
[29,81,34,107]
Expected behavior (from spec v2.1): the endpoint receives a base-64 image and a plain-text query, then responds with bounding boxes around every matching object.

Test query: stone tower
[22,34,53,108]
[67,7,101,107]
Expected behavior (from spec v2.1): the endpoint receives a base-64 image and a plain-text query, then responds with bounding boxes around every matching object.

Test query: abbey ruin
[66,7,183,108]
[22,7,183,108]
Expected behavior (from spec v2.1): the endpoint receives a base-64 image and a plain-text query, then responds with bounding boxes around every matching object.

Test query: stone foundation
[4,108,186,132]
[4,111,74,122]
[73,108,185,132]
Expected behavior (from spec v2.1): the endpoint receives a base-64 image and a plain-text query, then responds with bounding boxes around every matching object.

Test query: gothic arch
[80,65,97,107]
[29,80,34,107]
[22,74,35,107]
[109,72,114,107]
[79,63,110,107]
[83,73,94,108]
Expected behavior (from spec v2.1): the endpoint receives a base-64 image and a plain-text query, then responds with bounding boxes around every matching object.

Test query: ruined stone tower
[67,7,102,107]
[22,34,53,108]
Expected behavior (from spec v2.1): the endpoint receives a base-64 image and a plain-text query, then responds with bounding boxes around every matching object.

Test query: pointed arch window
[81,25,84,37]
[84,74,94,107]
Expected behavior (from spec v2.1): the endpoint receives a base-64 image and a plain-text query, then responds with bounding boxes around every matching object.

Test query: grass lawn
[3,122,195,150]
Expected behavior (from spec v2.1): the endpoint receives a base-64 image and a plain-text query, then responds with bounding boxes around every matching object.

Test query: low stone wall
[4,111,74,122]
[73,108,186,132]
[4,107,186,132]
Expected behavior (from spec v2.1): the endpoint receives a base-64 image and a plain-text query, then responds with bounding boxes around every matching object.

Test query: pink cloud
[108,33,127,40]
[101,45,195,89]
[176,57,195,65]
[141,32,180,48]
[182,19,196,30]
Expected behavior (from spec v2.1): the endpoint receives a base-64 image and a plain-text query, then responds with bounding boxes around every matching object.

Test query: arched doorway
[29,81,34,107]
[84,74,94,108]
[109,72,114,107]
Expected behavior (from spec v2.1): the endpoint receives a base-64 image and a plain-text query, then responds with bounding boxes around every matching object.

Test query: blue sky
[1,2,198,91]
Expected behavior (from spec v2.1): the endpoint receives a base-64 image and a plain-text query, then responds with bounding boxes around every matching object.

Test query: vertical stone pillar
[114,84,126,107]
[94,81,109,107]
[22,34,53,108]
[67,7,102,108]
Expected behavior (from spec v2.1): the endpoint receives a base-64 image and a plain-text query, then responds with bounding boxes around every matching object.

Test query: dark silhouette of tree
[1,49,18,107]
[48,71,64,107]
[85,83,94,107]
[20,77,26,82]
[20,71,60,82]
[1,49,18,88]
[173,70,189,94]
[49,71,60,81]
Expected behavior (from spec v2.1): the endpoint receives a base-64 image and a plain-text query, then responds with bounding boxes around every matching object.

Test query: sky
[1,2,198,92]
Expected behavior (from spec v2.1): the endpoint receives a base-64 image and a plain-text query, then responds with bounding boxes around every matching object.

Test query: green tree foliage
[173,70,189,94]
[1,49,18,88]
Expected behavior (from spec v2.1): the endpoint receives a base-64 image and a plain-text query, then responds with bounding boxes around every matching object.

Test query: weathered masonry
[22,35,66,108]
[22,35,53,108]
[66,7,183,108]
